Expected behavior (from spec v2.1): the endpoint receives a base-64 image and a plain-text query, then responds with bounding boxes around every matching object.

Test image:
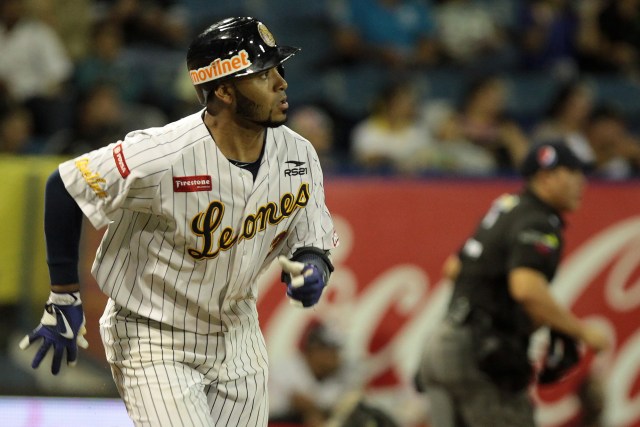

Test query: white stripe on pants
[100,299,269,427]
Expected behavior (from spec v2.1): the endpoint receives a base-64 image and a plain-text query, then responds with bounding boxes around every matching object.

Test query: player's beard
[234,87,286,128]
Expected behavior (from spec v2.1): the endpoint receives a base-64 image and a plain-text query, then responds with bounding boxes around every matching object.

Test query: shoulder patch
[518,230,559,255]
[113,143,130,178]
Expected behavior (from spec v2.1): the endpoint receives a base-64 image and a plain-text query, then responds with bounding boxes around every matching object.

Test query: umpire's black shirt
[450,187,565,337]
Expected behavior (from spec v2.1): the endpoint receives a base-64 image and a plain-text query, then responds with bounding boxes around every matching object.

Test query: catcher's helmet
[187,17,300,105]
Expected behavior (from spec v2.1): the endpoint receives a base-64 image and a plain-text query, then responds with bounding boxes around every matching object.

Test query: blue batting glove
[278,256,326,308]
[19,291,89,375]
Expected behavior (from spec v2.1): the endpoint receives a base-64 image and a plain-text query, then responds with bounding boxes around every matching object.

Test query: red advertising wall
[256,179,640,427]
[78,179,639,426]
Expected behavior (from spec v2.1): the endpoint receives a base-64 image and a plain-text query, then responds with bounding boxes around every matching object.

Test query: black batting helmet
[186,17,300,105]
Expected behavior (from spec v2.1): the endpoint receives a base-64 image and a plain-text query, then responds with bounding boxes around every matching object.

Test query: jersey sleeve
[506,215,561,278]
[58,131,170,229]
[283,149,338,257]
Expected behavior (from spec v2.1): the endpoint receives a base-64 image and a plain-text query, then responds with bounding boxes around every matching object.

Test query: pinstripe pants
[100,299,269,427]
[417,320,535,427]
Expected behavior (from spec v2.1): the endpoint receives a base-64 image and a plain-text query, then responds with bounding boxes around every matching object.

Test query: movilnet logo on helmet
[173,175,213,192]
[190,50,251,84]
[537,145,557,168]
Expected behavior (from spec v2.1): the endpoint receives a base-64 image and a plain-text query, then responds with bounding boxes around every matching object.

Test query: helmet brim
[233,45,301,78]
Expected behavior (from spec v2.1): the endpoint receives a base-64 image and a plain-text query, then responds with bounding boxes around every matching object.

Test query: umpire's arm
[508,268,609,353]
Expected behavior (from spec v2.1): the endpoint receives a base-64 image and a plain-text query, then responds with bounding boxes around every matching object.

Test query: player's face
[548,167,586,212]
[231,67,289,128]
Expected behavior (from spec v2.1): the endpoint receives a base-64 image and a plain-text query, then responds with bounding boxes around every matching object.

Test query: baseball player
[19,16,338,427]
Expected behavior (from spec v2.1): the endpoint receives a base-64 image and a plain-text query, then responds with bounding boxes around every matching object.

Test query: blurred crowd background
[2,0,640,179]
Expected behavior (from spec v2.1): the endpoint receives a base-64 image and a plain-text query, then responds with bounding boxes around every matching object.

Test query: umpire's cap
[187,17,300,105]
[520,140,592,178]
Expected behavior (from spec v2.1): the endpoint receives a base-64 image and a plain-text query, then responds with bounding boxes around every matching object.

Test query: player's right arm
[20,133,168,373]
[19,169,88,374]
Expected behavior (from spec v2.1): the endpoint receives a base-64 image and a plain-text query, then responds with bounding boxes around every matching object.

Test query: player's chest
[157,158,310,256]
[162,159,310,217]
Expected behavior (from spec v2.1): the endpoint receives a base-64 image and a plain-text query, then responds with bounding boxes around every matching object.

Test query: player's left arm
[280,149,338,307]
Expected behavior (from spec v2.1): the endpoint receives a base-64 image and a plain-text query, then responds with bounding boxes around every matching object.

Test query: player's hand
[19,291,89,375]
[278,256,326,308]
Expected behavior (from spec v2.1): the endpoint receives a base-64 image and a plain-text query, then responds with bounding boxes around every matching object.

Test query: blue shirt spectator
[517,0,579,77]
[332,0,439,68]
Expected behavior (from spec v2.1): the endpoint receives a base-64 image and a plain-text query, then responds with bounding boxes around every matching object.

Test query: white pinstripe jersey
[59,110,337,333]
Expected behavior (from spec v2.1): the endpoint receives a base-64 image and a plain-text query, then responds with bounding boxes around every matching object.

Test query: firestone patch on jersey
[173,175,213,192]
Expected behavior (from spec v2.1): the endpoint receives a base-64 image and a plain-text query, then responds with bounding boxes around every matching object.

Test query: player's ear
[213,82,234,105]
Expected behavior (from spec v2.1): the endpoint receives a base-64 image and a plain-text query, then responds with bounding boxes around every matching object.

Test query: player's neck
[203,111,265,163]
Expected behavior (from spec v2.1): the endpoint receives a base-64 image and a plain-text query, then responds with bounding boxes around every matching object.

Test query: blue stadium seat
[593,76,640,118]
[505,73,560,120]
[247,0,332,21]
[423,69,467,103]
[182,0,248,30]
[318,65,390,119]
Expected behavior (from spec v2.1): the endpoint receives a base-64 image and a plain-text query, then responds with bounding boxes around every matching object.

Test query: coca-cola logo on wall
[257,181,640,427]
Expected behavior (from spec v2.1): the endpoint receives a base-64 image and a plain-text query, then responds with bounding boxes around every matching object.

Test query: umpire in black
[416,140,609,427]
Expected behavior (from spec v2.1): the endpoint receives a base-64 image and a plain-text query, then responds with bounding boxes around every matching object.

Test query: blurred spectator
[94,0,189,49]
[0,106,35,153]
[288,105,344,174]
[422,100,498,175]
[350,80,442,174]
[330,0,439,69]
[172,59,201,117]
[74,19,144,104]
[532,80,595,163]
[434,0,515,72]
[90,0,189,116]
[427,74,529,173]
[0,0,73,138]
[46,83,165,155]
[269,322,363,427]
[27,0,92,60]
[576,0,640,76]
[516,0,580,78]
[584,105,640,179]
